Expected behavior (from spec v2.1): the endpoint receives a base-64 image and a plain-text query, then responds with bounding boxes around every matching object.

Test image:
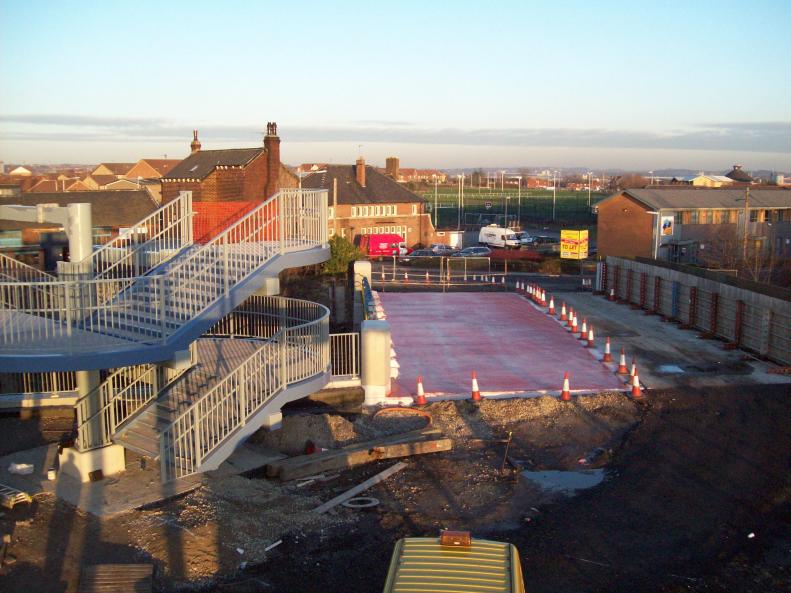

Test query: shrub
[323,235,363,275]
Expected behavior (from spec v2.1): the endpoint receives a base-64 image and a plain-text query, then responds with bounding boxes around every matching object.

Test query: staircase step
[115,430,159,458]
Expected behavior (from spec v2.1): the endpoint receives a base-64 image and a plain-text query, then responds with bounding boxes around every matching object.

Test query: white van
[478,224,520,249]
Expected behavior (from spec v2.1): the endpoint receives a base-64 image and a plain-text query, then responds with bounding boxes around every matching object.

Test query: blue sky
[1,0,790,171]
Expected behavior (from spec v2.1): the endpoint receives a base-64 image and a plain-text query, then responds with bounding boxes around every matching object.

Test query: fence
[602,256,791,365]
[330,332,360,379]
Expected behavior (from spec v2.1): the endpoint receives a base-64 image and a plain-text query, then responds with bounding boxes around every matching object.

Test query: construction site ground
[1,290,790,592]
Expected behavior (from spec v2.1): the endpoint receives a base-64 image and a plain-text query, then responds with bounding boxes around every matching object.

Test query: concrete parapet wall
[604,256,791,364]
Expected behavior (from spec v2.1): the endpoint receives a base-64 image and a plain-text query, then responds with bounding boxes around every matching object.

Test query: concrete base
[362,384,389,406]
[254,275,280,296]
[58,444,126,483]
[161,349,193,371]
[260,411,283,431]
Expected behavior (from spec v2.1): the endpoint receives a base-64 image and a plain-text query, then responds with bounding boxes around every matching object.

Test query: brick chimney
[356,156,366,187]
[190,130,201,153]
[264,122,281,198]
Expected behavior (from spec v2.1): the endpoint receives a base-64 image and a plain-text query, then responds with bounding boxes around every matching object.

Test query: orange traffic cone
[541,289,547,306]
[571,314,578,334]
[471,371,481,402]
[560,302,568,321]
[548,296,555,315]
[578,318,588,339]
[566,308,574,327]
[617,348,629,374]
[404,272,409,282]
[415,376,427,405]
[608,288,616,301]
[586,326,595,348]
[602,337,613,362]
[630,357,637,379]
[630,368,643,398]
[561,372,571,401]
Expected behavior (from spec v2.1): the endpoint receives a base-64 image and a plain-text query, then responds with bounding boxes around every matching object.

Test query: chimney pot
[190,130,201,154]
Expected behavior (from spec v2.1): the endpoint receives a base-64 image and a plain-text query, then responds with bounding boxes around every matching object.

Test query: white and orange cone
[579,318,588,339]
[471,371,481,402]
[425,271,430,283]
[608,288,616,301]
[630,368,643,398]
[548,296,556,315]
[566,308,574,327]
[415,376,427,405]
[587,326,595,348]
[630,357,637,379]
[541,289,547,306]
[602,337,613,362]
[571,314,578,334]
[560,302,568,321]
[561,372,571,401]
[617,347,629,374]
[404,272,409,282]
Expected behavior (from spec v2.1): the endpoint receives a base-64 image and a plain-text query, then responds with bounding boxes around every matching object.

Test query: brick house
[160,124,296,203]
[91,163,135,178]
[301,157,437,248]
[125,159,181,180]
[597,187,791,264]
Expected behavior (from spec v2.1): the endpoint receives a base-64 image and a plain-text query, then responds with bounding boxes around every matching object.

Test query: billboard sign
[560,229,589,259]
[660,215,674,243]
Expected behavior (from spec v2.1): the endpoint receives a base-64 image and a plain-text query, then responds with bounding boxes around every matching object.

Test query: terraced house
[301,157,438,248]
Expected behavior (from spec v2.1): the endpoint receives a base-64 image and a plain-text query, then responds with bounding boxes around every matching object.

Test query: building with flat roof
[597,187,791,264]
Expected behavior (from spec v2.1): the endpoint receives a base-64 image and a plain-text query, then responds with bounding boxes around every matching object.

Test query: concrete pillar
[260,411,283,431]
[62,369,126,482]
[254,275,280,296]
[360,319,391,406]
[352,260,372,327]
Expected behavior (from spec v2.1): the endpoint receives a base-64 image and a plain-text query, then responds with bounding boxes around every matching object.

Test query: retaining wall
[600,257,791,365]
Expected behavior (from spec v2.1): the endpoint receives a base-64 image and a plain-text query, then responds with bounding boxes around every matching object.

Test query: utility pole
[742,187,750,263]
[433,174,438,227]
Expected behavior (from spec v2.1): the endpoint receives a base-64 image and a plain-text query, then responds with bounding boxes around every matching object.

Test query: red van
[358,234,410,257]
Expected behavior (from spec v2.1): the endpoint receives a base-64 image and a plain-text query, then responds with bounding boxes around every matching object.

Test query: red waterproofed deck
[381,292,624,397]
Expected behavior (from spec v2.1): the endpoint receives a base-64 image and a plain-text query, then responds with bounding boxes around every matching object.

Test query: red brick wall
[241,152,270,200]
[597,192,655,258]
[192,201,258,243]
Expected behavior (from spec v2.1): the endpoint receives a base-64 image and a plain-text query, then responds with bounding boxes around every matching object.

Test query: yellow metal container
[382,535,526,593]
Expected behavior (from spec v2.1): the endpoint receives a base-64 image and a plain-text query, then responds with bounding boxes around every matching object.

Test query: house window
[675,212,683,225]
[702,210,714,224]
[328,207,335,219]
[393,205,398,215]
[329,228,335,236]
[783,210,791,222]
[749,210,758,222]
[351,207,357,217]
[690,210,699,224]
[411,204,418,215]
[728,210,738,223]
[374,206,380,216]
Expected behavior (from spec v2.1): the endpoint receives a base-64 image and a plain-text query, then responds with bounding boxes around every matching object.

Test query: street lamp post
[501,170,506,191]
[587,171,592,208]
[457,174,463,229]
[505,196,510,227]
[552,171,557,222]
[432,174,438,227]
[515,175,522,226]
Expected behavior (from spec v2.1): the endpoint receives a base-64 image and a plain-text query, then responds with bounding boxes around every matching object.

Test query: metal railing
[75,363,159,450]
[330,332,360,378]
[0,253,54,282]
[0,370,77,395]
[160,298,329,481]
[0,189,328,355]
[90,191,193,280]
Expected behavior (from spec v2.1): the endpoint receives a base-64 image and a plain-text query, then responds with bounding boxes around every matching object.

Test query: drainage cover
[341,497,380,509]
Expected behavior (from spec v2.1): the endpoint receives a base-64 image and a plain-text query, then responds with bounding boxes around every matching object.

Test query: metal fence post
[192,406,203,469]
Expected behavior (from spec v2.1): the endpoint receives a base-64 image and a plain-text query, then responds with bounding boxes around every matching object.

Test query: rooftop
[163,148,265,181]
[300,164,426,205]
[614,187,791,210]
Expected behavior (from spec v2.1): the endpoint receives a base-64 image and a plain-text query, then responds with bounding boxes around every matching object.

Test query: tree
[322,235,363,275]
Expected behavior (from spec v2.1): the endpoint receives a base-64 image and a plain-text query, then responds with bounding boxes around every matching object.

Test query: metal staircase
[0,188,329,371]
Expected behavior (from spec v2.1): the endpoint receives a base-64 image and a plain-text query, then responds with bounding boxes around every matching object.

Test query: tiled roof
[94,163,135,176]
[300,164,426,205]
[162,148,265,181]
[139,159,180,176]
[1,190,158,231]
[86,174,118,187]
[615,188,791,210]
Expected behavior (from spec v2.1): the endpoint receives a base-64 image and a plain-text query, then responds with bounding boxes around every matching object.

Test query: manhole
[341,497,380,509]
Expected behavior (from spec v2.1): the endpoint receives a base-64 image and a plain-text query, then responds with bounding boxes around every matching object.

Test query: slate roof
[300,164,426,205]
[94,163,135,176]
[0,190,158,231]
[162,148,265,181]
[725,165,754,183]
[610,188,791,210]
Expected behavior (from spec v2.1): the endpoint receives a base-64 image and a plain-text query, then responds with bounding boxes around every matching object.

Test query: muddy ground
[1,386,790,592]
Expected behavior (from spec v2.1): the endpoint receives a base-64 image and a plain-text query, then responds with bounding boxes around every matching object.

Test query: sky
[1,0,790,172]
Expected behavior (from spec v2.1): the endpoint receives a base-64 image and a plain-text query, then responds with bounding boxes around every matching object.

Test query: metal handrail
[160,299,329,481]
[0,189,328,354]
[0,253,55,282]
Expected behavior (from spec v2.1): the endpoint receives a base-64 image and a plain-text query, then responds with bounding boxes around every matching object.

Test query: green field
[420,187,608,228]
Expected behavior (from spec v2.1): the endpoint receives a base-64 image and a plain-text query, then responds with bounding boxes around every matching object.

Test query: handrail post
[223,235,230,295]
[192,405,202,470]
[159,275,167,342]
[238,371,247,426]
[279,330,288,388]
[278,192,285,255]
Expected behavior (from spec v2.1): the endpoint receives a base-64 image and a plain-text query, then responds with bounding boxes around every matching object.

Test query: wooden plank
[313,462,407,514]
[266,428,443,480]
[77,564,153,593]
[274,436,451,482]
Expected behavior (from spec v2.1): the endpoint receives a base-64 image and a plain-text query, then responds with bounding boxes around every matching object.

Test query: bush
[538,258,562,275]
[323,235,363,275]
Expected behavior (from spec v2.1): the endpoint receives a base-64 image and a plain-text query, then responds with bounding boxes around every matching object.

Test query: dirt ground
[1,386,790,592]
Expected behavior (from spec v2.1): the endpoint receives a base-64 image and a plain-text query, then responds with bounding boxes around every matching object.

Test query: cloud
[0,114,789,153]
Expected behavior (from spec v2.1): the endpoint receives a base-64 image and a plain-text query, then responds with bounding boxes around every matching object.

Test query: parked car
[451,246,492,257]
[428,243,456,256]
[399,249,435,264]
[516,232,534,247]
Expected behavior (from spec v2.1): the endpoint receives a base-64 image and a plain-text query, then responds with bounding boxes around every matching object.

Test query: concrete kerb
[518,287,638,392]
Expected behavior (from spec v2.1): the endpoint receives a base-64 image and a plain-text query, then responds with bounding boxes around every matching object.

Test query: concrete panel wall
[606,256,791,365]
